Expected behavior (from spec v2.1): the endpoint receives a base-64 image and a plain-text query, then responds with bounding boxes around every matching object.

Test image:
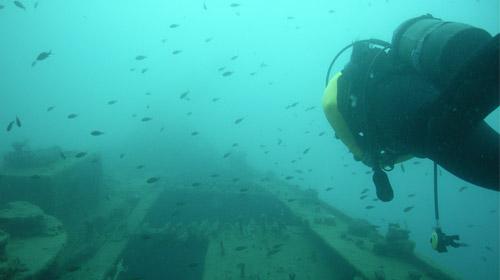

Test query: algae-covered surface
[0,164,463,280]
[266,181,461,280]
[2,214,66,280]
[203,225,349,280]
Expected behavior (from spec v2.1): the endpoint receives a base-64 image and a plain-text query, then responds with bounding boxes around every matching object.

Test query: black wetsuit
[337,35,499,191]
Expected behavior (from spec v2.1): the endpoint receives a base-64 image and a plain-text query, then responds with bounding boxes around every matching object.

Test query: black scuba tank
[391,14,492,90]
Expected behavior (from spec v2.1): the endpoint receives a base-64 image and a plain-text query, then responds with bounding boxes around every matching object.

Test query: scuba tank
[391,14,492,90]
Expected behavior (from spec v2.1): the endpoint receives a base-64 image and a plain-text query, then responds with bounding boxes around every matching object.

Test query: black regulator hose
[325,39,391,86]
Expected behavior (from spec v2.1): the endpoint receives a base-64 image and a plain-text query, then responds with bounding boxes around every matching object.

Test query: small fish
[205,37,213,43]
[32,50,52,67]
[210,174,219,178]
[170,210,180,217]
[240,188,249,192]
[47,106,55,112]
[325,187,333,191]
[273,244,283,249]
[192,182,201,187]
[146,177,160,184]
[30,174,41,179]
[135,55,147,60]
[285,102,299,109]
[229,3,240,7]
[0,4,5,9]
[234,117,244,124]
[287,199,296,202]
[169,24,180,28]
[305,106,316,111]
[217,66,226,72]
[136,165,145,169]
[232,143,238,147]
[458,186,468,192]
[13,1,26,10]
[66,265,81,272]
[141,117,152,122]
[360,188,369,194]
[212,97,220,102]
[223,152,231,158]
[6,121,14,132]
[303,148,310,154]
[191,131,199,136]
[400,164,406,173]
[172,50,182,55]
[67,113,78,119]
[318,131,325,136]
[60,152,66,159]
[188,263,199,269]
[285,176,294,180]
[412,161,421,165]
[119,153,125,159]
[90,130,104,136]
[141,68,148,74]
[365,205,375,210]
[485,246,492,252]
[403,206,414,213]
[180,91,189,99]
[359,195,368,200]
[203,1,207,10]
[14,116,21,127]
[222,71,233,77]
[75,152,87,158]
[230,55,238,60]
[33,2,38,8]
[267,249,281,256]
[234,246,247,251]
[407,193,416,198]
[141,233,152,240]
[107,100,118,105]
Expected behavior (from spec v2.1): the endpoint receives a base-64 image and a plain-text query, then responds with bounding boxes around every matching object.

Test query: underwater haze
[0,0,498,280]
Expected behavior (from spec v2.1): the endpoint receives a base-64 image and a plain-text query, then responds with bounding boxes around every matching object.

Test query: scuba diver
[322,14,498,253]
[323,14,499,202]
